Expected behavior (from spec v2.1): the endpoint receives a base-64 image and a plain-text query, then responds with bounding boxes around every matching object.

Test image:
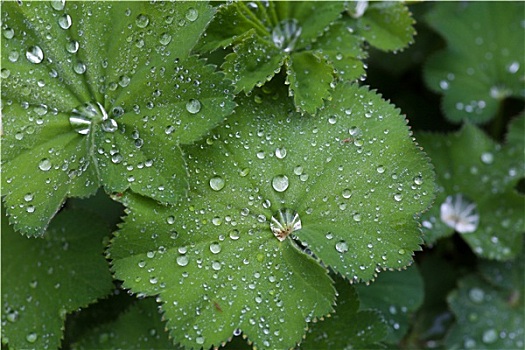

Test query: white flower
[440,194,479,233]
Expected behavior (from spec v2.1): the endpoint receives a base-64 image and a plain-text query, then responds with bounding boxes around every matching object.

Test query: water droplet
[376,165,385,174]
[353,213,361,222]
[239,167,250,177]
[66,40,79,53]
[111,153,123,164]
[24,193,34,202]
[74,61,86,74]
[136,14,150,28]
[209,176,225,191]
[335,240,349,253]
[149,277,158,284]
[6,310,18,322]
[39,158,52,171]
[413,176,423,185]
[468,287,485,303]
[166,216,175,225]
[50,0,65,11]
[440,194,479,233]
[186,99,201,114]
[328,115,337,124]
[1,68,10,79]
[176,255,189,267]
[393,193,403,202]
[272,19,302,53]
[3,27,14,39]
[69,102,107,135]
[159,32,172,45]
[26,46,44,64]
[210,242,221,254]
[230,229,240,240]
[342,188,352,199]
[26,332,38,343]
[101,118,118,133]
[185,7,199,22]
[195,336,205,345]
[272,175,289,192]
[270,208,301,241]
[26,205,35,213]
[482,329,498,344]
[275,147,287,159]
[507,61,519,74]
[58,14,72,29]
[480,152,494,164]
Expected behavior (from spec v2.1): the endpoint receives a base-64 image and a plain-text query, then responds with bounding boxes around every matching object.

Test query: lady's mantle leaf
[71,298,176,350]
[423,2,525,124]
[1,206,113,350]
[1,1,235,236]
[199,1,344,114]
[109,82,434,349]
[302,274,388,349]
[345,1,416,52]
[445,251,524,349]
[356,265,424,344]
[418,124,524,260]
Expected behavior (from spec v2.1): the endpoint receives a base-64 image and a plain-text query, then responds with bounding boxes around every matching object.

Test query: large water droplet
[26,332,38,343]
[58,14,72,29]
[50,0,65,11]
[440,194,479,233]
[335,240,349,253]
[482,329,498,344]
[468,287,485,303]
[270,208,301,241]
[209,176,225,191]
[186,99,201,114]
[185,7,199,22]
[135,14,150,28]
[3,27,14,39]
[26,46,44,64]
[275,147,287,159]
[159,32,172,45]
[176,255,189,267]
[480,152,494,165]
[66,40,79,53]
[69,102,107,135]
[272,175,289,192]
[272,19,302,53]
[39,158,52,171]
[101,118,118,133]
[209,242,221,254]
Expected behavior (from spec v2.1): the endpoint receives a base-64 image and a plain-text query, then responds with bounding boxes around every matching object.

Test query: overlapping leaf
[302,275,388,349]
[1,207,113,350]
[418,122,524,260]
[445,250,524,349]
[71,298,176,350]
[109,82,434,349]
[1,1,235,236]
[423,2,525,124]
[356,265,424,344]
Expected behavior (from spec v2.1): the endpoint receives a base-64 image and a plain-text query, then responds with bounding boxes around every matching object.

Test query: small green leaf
[356,265,424,343]
[109,82,434,349]
[287,51,334,114]
[347,1,416,52]
[418,124,524,259]
[1,2,235,236]
[302,274,388,349]
[423,2,525,124]
[71,298,175,350]
[445,252,524,349]
[1,206,113,350]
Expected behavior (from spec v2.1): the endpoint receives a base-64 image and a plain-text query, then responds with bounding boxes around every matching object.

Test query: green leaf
[71,298,176,350]
[347,1,416,52]
[418,124,524,260]
[199,1,345,114]
[1,1,235,236]
[423,2,525,124]
[109,82,434,349]
[287,51,334,114]
[302,274,388,349]
[1,206,113,350]
[356,265,424,344]
[445,252,524,349]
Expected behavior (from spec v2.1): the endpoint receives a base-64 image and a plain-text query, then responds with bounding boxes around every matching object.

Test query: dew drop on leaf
[39,158,52,171]
[275,147,287,159]
[185,7,199,22]
[159,32,172,45]
[209,242,221,254]
[209,176,225,191]
[342,188,352,199]
[3,27,14,39]
[176,255,189,267]
[272,175,289,192]
[468,287,485,303]
[74,61,87,74]
[50,0,65,11]
[135,14,150,28]
[58,14,72,29]
[480,152,494,164]
[26,332,38,343]
[335,240,349,253]
[482,328,498,344]
[26,45,44,64]
[186,99,201,114]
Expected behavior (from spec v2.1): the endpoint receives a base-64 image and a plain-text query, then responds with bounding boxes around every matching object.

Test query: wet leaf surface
[418,124,524,260]
[1,1,235,236]
[423,2,525,124]
[109,81,434,349]
[1,206,113,350]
